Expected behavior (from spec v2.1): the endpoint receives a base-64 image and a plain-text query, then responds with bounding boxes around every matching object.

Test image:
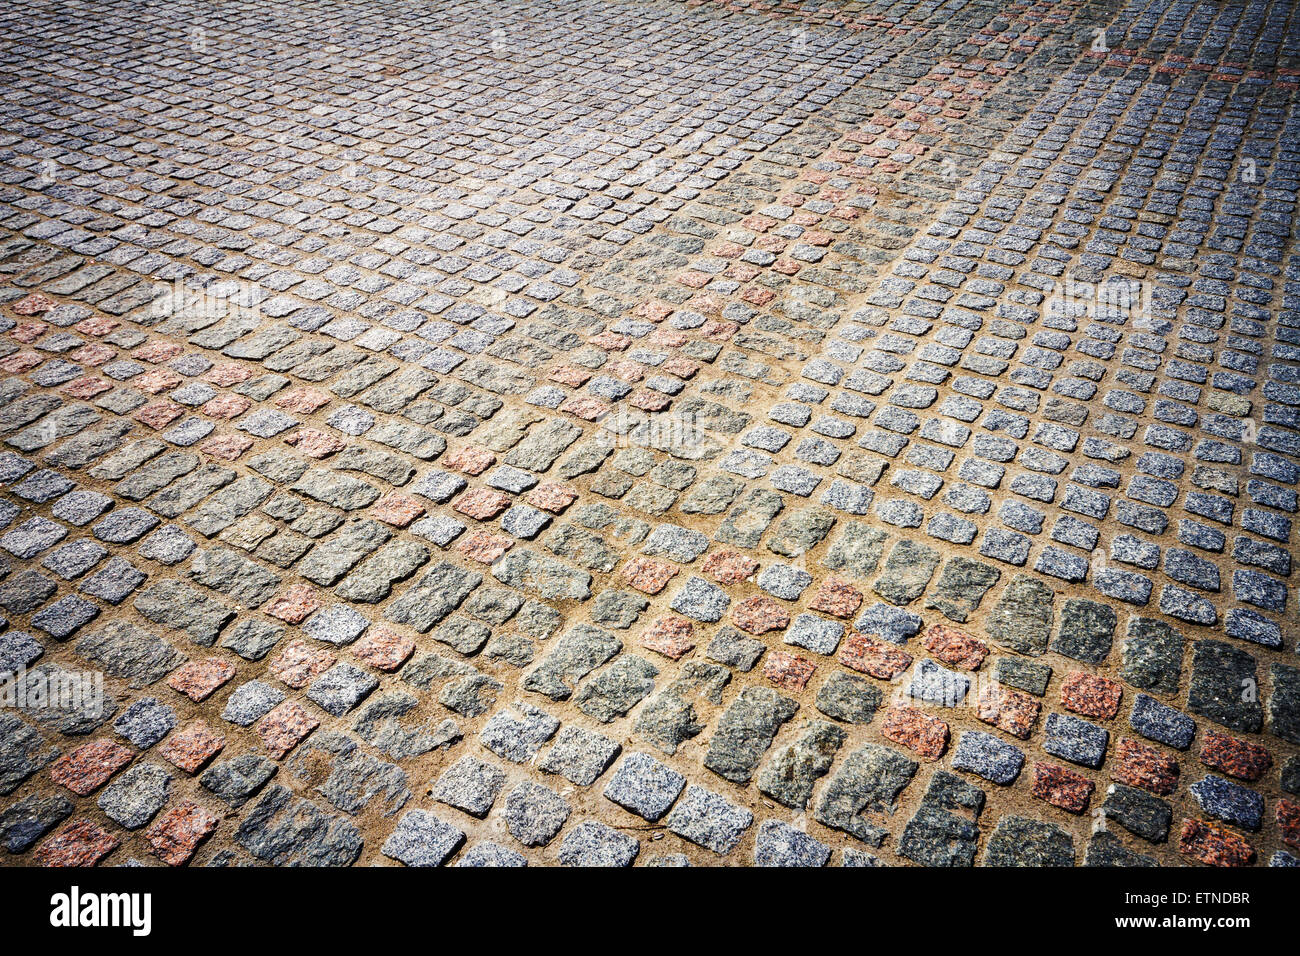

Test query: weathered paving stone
[986,574,1054,655]
[897,771,984,866]
[1050,599,1117,664]
[0,793,73,853]
[822,523,888,578]
[0,713,57,796]
[382,810,465,867]
[96,762,171,829]
[134,580,235,647]
[669,575,731,622]
[754,821,831,868]
[235,785,362,866]
[523,624,621,702]
[433,756,506,818]
[455,843,527,868]
[306,663,378,717]
[113,697,177,749]
[1270,664,1300,746]
[603,752,686,822]
[665,785,752,855]
[76,621,185,688]
[200,754,278,809]
[984,816,1074,866]
[1187,641,1262,734]
[757,721,845,810]
[815,672,882,724]
[557,821,639,867]
[538,727,621,787]
[1120,617,1184,696]
[872,540,939,606]
[503,782,569,847]
[923,558,1000,623]
[1103,784,1173,843]
[479,701,559,763]
[1042,713,1109,769]
[952,731,1025,785]
[575,655,658,722]
[704,687,799,783]
[815,744,918,846]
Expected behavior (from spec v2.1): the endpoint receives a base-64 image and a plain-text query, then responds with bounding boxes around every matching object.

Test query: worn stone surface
[0,0,1295,869]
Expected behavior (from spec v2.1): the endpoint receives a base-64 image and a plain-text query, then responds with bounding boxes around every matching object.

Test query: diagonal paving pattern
[0,0,1298,867]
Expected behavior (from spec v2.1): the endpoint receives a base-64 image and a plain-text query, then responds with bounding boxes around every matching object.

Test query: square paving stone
[952,731,1025,785]
[538,726,621,786]
[665,785,753,854]
[557,821,639,867]
[433,756,506,818]
[503,781,570,847]
[1042,712,1109,768]
[754,820,831,867]
[306,663,378,716]
[455,842,527,867]
[113,697,178,749]
[603,752,686,821]
[382,810,465,867]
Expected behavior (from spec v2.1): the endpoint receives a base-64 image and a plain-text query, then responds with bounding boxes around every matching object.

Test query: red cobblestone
[134,400,184,429]
[455,530,514,564]
[763,651,816,692]
[134,340,183,363]
[1277,799,1300,850]
[702,549,759,584]
[1060,672,1123,720]
[167,658,237,702]
[1114,737,1180,795]
[1031,763,1095,813]
[201,393,252,419]
[640,615,695,660]
[559,395,611,421]
[445,445,496,475]
[371,493,425,527]
[353,625,416,672]
[731,595,790,635]
[453,486,512,520]
[1178,819,1255,867]
[1199,731,1272,782]
[920,623,988,670]
[49,740,134,795]
[263,583,322,624]
[620,555,679,594]
[275,387,332,413]
[526,480,578,513]
[62,375,112,399]
[837,631,913,679]
[146,800,220,866]
[135,367,184,394]
[880,705,948,760]
[200,434,254,460]
[549,365,592,387]
[269,639,336,688]
[34,819,119,867]
[11,292,55,314]
[807,578,863,618]
[159,721,224,774]
[975,684,1040,739]
[257,701,319,759]
[284,427,346,458]
[204,363,253,387]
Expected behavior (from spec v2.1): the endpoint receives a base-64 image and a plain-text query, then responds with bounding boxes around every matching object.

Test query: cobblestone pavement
[0,0,1298,868]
